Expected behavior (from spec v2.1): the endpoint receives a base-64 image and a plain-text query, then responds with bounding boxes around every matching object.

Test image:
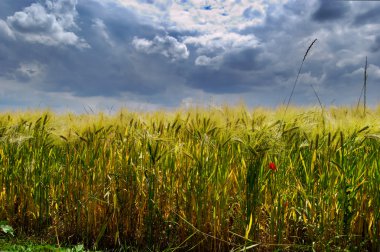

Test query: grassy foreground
[0,106,379,251]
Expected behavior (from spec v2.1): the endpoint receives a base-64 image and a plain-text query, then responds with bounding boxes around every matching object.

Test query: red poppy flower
[269,162,277,171]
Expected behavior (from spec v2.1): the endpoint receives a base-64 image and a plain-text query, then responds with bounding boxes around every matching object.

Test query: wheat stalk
[284,38,318,114]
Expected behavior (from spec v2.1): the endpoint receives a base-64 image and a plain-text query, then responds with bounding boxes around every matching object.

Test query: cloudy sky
[0,0,379,112]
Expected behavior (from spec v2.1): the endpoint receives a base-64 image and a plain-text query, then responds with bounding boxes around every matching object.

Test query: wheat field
[0,105,379,251]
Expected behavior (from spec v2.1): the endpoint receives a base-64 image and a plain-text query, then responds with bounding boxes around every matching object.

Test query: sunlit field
[0,105,379,251]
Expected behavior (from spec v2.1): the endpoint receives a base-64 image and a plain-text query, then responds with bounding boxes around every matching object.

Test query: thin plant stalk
[284,38,318,115]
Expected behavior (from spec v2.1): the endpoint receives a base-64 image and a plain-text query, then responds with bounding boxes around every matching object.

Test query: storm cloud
[312,0,350,22]
[0,0,379,112]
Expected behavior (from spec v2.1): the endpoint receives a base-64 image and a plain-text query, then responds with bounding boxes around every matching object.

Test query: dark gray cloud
[186,46,276,94]
[223,48,264,72]
[312,0,350,22]
[372,36,380,52]
[186,68,250,93]
[0,0,183,100]
[353,5,380,26]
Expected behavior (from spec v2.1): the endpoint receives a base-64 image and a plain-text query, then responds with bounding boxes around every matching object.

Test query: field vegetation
[0,105,379,251]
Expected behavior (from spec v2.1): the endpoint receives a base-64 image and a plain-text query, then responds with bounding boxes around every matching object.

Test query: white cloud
[180,97,194,109]
[345,63,380,82]
[184,32,259,54]
[0,20,15,39]
[45,0,78,28]
[0,0,89,49]
[368,64,380,80]
[117,0,267,32]
[92,18,114,46]
[132,37,152,50]
[132,35,189,61]
[184,1,265,31]
[116,0,266,57]
[195,55,222,68]
[189,32,259,68]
